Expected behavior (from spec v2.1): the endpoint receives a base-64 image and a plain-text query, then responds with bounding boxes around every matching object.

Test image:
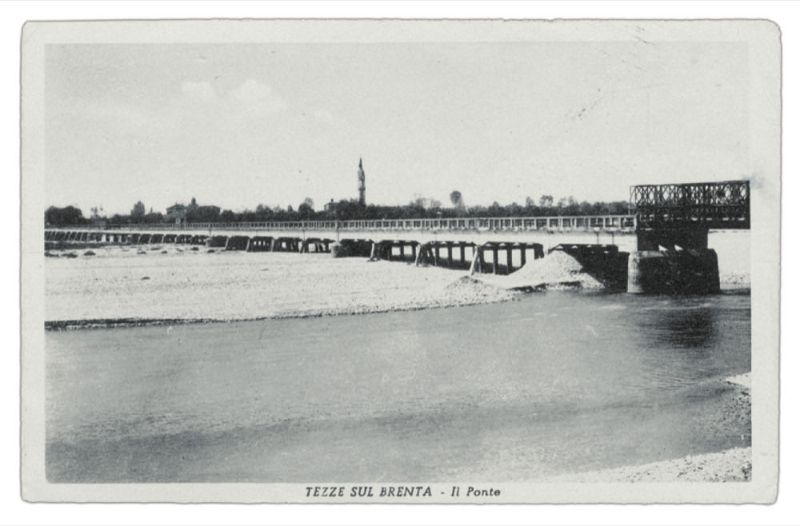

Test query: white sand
[726,373,751,391]
[548,447,752,483]
[476,251,604,290]
[44,239,749,326]
[45,247,516,326]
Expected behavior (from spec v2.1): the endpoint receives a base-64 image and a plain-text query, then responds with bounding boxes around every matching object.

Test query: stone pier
[248,236,273,252]
[272,237,302,252]
[300,238,334,253]
[207,235,228,248]
[225,235,251,251]
[469,242,544,275]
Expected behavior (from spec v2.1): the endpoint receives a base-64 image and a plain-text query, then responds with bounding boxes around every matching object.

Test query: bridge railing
[45,215,637,232]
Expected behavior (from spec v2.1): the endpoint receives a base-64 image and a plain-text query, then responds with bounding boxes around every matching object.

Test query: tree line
[45,193,631,227]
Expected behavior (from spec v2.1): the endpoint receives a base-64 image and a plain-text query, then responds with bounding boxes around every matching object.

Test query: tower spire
[357,158,366,206]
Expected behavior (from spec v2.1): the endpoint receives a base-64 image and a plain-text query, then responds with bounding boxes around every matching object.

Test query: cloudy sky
[45,41,749,215]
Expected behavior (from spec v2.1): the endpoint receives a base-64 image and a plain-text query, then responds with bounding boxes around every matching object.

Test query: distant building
[323,199,337,213]
[357,158,366,206]
[166,203,188,224]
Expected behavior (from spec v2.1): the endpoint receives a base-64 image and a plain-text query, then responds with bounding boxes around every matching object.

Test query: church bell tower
[357,158,366,206]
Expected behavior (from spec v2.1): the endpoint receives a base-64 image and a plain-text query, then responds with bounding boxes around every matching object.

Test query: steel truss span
[631,180,750,230]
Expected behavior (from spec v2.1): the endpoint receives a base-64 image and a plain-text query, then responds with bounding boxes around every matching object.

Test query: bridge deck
[46,214,636,233]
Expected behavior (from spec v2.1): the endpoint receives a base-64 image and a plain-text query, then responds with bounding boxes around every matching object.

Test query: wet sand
[548,447,751,482]
[547,373,751,482]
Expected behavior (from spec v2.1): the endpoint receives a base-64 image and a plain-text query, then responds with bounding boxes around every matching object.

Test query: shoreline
[43,291,522,331]
[546,447,752,483]
[44,250,519,329]
[44,247,750,330]
[545,373,752,483]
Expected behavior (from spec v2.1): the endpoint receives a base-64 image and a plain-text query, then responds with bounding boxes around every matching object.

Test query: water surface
[46,290,750,482]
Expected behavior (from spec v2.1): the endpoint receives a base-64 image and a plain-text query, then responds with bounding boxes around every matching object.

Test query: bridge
[627,180,750,293]
[631,180,749,251]
[632,180,750,231]
[44,180,750,294]
[44,214,635,280]
[46,214,636,236]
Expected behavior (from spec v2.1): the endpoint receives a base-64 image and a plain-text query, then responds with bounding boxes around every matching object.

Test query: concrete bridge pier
[248,236,273,252]
[300,238,334,253]
[627,228,719,294]
[469,242,543,275]
[636,227,709,252]
[377,240,419,262]
[416,241,477,270]
[332,238,373,257]
[627,249,720,294]
[206,235,228,248]
[225,235,251,251]
[272,237,302,252]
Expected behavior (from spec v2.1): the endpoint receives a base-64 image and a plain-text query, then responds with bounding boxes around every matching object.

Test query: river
[46,289,750,482]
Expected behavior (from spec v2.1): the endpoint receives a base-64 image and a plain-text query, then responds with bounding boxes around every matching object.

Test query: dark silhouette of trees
[142,212,164,224]
[298,197,315,219]
[186,205,221,223]
[45,206,88,226]
[47,195,631,226]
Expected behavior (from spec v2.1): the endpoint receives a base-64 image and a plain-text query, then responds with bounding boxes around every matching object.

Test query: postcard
[20,19,780,503]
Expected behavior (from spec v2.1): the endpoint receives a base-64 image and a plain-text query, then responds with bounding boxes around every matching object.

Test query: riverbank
[45,247,517,328]
[45,243,750,328]
[547,373,752,482]
[548,447,751,483]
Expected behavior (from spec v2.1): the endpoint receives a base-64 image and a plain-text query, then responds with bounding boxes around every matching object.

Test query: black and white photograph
[19,18,780,504]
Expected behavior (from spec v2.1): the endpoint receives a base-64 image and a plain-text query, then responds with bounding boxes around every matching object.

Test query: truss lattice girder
[631,180,750,230]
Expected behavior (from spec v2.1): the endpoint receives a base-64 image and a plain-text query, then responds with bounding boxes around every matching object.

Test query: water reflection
[649,306,717,349]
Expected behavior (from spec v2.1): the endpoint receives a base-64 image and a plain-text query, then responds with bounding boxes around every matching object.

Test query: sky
[45,40,750,215]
